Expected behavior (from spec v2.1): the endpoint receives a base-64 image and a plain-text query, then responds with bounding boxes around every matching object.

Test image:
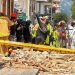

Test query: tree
[53,13,68,24]
[71,0,75,19]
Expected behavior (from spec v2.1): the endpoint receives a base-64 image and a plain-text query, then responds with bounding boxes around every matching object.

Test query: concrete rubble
[0,48,75,75]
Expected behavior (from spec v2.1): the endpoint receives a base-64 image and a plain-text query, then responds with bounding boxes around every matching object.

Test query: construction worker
[31,15,53,45]
[0,12,13,56]
[53,25,59,47]
[31,23,39,44]
[45,20,53,45]
[31,16,48,45]
[33,16,47,44]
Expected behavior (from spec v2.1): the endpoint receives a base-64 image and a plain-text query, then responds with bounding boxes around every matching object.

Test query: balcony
[36,0,47,1]
[53,0,60,4]
[53,0,60,2]
[53,4,60,8]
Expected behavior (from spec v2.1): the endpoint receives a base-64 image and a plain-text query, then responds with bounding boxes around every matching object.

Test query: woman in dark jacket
[16,19,23,42]
[23,20,31,43]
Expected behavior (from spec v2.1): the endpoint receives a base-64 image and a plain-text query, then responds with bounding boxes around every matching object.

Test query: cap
[11,13,17,18]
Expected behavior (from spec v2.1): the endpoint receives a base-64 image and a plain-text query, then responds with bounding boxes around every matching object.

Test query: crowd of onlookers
[0,12,75,56]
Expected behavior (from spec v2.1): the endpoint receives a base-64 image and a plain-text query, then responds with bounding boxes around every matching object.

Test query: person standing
[70,21,75,49]
[71,29,75,49]
[0,12,13,56]
[31,23,39,44]
[45,20,53,45]
[10,13,17,41]
[35,16,49,44]
[53,25,59,47]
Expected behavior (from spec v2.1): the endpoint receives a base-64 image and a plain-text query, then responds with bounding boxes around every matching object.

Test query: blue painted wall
[60,0,72,16]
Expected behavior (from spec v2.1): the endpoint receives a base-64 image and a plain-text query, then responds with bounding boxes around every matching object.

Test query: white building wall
[14,0,30,19]
[26,0,30,19]
[40,4,45,14]
[36,3,39,13]
[36,2,45,14]
[35,0,61,14]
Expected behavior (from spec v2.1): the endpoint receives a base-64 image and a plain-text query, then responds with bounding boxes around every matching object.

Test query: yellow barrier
[0,40,75,54]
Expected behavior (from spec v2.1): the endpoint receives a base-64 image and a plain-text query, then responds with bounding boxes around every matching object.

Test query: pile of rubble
[1,48,75,75]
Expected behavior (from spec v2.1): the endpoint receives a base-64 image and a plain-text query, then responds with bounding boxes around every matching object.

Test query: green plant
[71,0,75,19]
[53,13,68,23]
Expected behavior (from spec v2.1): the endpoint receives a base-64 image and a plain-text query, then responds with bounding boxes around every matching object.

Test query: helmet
[11,13,17,18]
[61,20,65,23]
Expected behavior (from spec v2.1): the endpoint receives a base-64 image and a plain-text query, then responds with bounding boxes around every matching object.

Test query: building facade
[35,0,61,14]
[0,0,14,17]
[14,0,30,20]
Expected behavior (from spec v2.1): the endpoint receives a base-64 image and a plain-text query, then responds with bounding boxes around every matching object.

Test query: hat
[45,16,48,19]
[61,20,65,23]
[11,13,17,18]
[42,16,47,19]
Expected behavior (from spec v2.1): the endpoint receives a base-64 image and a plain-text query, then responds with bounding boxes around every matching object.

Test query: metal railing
[0,40,75,54]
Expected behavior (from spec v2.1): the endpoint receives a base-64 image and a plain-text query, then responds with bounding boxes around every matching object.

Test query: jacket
[0,16,12,37]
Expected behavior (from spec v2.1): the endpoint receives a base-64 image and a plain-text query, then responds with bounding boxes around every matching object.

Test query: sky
[60,0,72,16]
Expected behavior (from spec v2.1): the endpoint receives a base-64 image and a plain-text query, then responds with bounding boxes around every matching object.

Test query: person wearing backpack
[35,16,50,45]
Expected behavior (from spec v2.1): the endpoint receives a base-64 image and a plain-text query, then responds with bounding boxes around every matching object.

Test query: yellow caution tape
[0,40,75,54]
